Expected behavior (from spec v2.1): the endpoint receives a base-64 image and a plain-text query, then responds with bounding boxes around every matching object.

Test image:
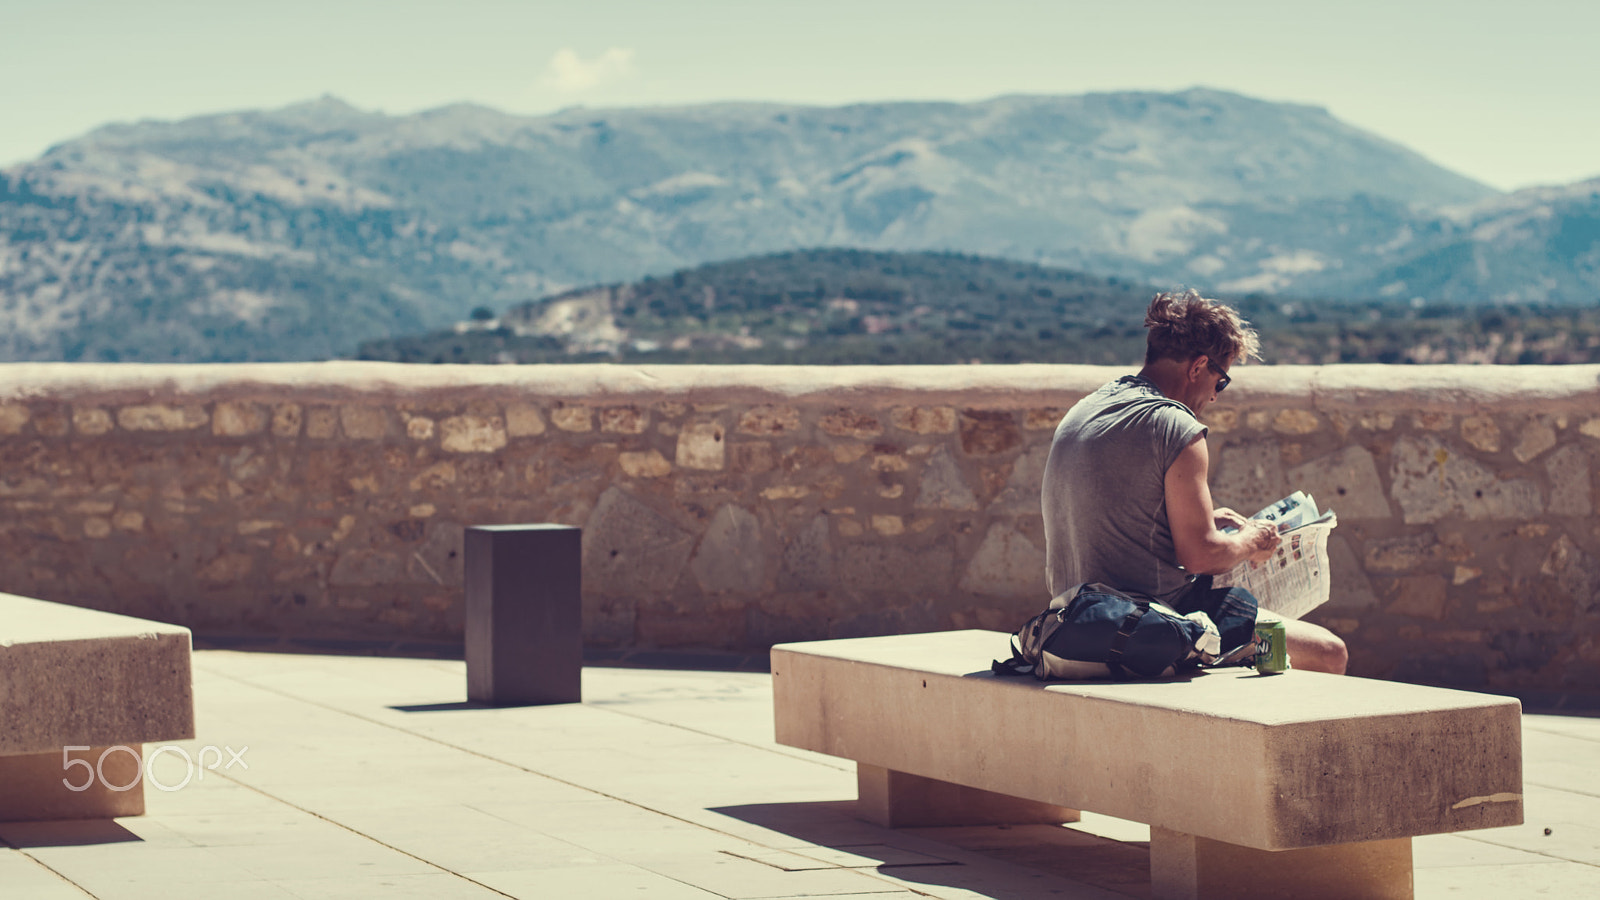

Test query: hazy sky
[4,0,1596,192]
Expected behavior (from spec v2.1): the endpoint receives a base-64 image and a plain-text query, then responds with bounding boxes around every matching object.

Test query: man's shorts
[1168,575,1258,654]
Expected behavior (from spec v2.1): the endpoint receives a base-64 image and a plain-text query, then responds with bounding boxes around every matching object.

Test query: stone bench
[0,593,195,821]
[772,630,1523,900]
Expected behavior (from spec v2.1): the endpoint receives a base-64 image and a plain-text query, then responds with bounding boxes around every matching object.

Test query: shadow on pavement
[0,818,143,848]
[711,800,1146,899]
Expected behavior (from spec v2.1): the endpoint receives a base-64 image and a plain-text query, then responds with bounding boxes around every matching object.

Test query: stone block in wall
[1364,533,1442,573]
[778,515,834,592]
[988,445,1048,515]
[0,404,30,434]
[440,416,508,453]
[914,447,978,511]
[836,543,954,596]
[32,405,68,436]
[731,442,775,474]
[890,406,956,434]
[213,402,268,436]
[958,410,1019,455]
[1540,534,1600,607]
[1286,446,1390,520]
[339,406,391,440]
[827,599,940,640]
[1390,436,1542,524]
[1023,408,1065,431]
[1513,418,1558,463]
[272,403,303,437]
[1460,415,1500,453]
[582,594,636,647]
[118,405,208,432]
[871,515,904,536]
[820,409,882,439]
[599,405,649,434]
[676,422,726,470]
[550,404,592,432]
[739,405,802,436]
[583,487,696,595]
[1272,409,1320,434]
[330,550,406,586]
[619,450,673,478]
[397,522,463,588]
[1544,445,1593,516]
[830,443,869,464]
[958,524,1046,598]
[505,403,546,436]
[1203,408,1239,433]
[1324,534,1378,611]
[690,505,766,594]
[1209,440,1284,514]
[306,407,338,439]
[1385,574,1448,620]
[196,552,254,584]
[72,407,113,436]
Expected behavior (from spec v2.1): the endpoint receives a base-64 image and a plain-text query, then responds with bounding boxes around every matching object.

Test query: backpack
[992,583,1230,680]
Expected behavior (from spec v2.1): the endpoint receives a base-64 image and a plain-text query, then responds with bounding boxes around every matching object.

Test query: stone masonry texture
[1,362,1597,696]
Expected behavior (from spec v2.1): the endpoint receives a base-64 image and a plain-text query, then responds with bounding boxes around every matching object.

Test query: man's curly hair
[1143,289,1260,367]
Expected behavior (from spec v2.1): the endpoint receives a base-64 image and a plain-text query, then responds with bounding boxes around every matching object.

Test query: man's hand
[1240,519,1281,563]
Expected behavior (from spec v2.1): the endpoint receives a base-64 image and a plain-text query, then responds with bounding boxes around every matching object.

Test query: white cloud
[543,47,635,93]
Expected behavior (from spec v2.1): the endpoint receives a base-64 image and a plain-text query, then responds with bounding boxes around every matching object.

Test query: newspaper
[1213,491,1338,620]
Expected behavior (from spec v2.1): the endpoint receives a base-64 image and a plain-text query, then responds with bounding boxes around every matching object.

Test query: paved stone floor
[2,651,1597,898]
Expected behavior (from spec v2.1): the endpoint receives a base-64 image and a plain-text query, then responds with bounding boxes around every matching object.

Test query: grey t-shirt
[1041,375,1207,601]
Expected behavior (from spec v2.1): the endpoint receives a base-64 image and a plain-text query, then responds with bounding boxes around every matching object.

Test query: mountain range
[1,89,1595,362]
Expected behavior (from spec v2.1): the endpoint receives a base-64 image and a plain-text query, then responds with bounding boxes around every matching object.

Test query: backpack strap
[991,634,1037,678]
[1104,602,1150,679]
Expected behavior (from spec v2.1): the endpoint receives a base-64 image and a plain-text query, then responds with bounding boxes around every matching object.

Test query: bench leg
[1149,826,1412,900]
[855,763,1080,828]
[0,745,146,822]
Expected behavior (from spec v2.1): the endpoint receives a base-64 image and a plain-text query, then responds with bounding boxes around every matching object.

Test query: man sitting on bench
[1042,289,1347,674]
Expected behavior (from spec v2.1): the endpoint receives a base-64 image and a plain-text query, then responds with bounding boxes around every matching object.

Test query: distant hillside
[357,249,1157,365]
[356,249,1600,366]
[0,89,1523,362]
[1332,178,1600,304]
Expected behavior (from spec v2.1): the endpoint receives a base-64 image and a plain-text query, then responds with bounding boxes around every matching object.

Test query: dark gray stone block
[465,525,582,705]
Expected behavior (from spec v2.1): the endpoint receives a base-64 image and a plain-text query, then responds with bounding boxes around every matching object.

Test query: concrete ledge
[2,361,1596,411]
[0,593,195,756]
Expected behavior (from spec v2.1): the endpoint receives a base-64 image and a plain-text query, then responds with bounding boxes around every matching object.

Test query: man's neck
[1135,359,1189,404]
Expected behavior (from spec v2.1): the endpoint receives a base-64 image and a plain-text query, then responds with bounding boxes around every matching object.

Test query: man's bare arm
[1164,436,1278,575]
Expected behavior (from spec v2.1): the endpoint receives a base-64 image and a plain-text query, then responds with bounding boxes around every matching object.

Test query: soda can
[1254,620,1288,674]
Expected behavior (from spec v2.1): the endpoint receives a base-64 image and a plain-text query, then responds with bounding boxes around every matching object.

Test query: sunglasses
[1207,360,1231,393]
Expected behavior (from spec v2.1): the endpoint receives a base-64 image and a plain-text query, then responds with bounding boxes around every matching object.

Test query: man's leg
[1283,618,1347,674]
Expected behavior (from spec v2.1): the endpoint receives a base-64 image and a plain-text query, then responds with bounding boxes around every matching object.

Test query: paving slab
[0,651,1592,900]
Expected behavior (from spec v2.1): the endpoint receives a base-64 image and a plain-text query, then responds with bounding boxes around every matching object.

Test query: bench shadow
[961,668,1210,684]
[0,818,143,848]
[711,800,1149,899]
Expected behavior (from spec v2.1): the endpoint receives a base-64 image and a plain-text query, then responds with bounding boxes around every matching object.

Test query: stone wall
[1,362,1597,698]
